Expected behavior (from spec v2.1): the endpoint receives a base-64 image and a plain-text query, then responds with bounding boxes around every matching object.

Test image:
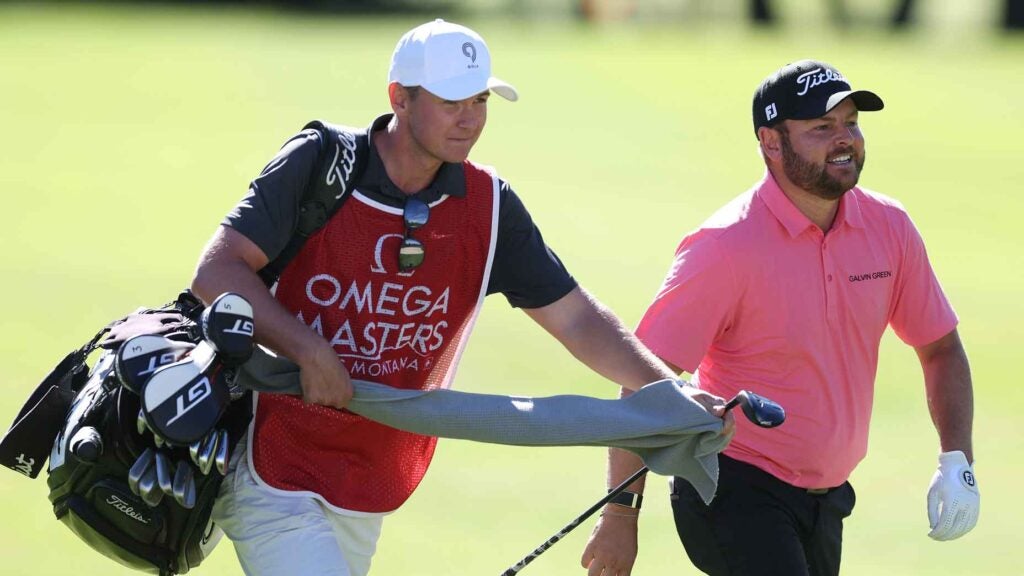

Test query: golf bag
[0,291,251,575]
[0,119,367,574]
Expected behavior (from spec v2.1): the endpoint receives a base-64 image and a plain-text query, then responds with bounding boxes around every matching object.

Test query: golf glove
[926,450,979,541]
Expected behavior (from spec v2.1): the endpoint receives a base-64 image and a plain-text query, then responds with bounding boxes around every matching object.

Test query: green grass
[1,3,1022,575]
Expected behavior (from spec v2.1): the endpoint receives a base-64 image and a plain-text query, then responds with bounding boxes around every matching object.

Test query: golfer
[581,59,978,576]
[191,19,732,576]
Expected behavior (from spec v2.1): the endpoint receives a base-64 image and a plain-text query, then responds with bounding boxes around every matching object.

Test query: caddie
[190,19,734,576]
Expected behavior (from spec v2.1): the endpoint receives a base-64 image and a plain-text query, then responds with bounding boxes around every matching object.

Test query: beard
[779,130,865,200]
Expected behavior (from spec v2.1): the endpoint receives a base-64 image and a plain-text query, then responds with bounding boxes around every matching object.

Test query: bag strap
[0,319,112,478]
[258,120,370,286]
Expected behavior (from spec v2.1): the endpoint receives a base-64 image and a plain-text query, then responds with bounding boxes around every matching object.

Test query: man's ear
[758,125,783,162]
[389,82,409,116]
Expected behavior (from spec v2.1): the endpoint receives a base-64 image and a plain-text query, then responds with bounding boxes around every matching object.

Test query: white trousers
[212,438,385,576]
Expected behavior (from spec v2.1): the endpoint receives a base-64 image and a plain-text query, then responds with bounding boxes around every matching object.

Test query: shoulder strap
[258,120,369,286]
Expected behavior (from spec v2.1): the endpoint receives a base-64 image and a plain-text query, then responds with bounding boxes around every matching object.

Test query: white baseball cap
[388,19,518,102]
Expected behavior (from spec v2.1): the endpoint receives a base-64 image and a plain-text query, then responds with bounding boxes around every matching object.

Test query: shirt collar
[756,170,865,237]
[359,114,466,203]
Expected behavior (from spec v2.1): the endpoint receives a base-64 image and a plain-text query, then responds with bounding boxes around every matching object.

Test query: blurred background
[1,1,1021,575]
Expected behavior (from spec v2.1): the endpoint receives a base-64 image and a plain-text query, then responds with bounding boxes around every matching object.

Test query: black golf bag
[0,291,252,575]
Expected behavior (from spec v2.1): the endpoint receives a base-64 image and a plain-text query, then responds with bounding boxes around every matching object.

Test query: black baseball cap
[752,59,884,134]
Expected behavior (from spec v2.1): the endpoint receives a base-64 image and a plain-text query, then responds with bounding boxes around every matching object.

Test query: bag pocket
[55,478,172,574]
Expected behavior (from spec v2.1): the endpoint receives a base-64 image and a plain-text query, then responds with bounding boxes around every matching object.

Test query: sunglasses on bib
[398,197,430,271]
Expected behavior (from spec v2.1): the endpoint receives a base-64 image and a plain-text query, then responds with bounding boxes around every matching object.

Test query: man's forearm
[524,287,676,391]
[919,330,974,461]
[192,258,326,365]
[607,389,649,496]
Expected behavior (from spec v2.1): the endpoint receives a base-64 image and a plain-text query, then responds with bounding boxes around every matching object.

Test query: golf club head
[214,428,230,476]
[141,351,231,445]
[128,448,156,497]
[172,460,197,509]
[197,430,217,476]
[200,292,255,366]
[138,463,164,507]
[137,408,150,436]
[725,390,786,428]
[115,335,195,395]
[154,451,173,495]
[189,439,202,467]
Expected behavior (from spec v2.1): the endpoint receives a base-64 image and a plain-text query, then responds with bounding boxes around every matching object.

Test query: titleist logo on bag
[105,494,152,525]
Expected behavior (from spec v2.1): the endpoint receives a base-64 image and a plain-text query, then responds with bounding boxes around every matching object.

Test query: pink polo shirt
[637,172,957,488]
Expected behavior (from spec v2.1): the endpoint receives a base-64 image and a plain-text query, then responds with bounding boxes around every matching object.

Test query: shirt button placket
[822,241,839,324]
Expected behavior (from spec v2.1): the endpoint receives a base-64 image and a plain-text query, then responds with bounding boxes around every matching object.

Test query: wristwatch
[607,490,643,510]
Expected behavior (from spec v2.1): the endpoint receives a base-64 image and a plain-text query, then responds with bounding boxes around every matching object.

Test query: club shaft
[500,390,779,575]
[723,396,740,412]
[500,466,649,576]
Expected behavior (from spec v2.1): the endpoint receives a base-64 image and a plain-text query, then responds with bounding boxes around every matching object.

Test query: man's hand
[684,386,736,441]
[580,511,638,576]
[927,450,980,540]
[297,342,354,409]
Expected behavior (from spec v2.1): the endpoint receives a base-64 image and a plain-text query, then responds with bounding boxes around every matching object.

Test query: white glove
[926,450,980,541]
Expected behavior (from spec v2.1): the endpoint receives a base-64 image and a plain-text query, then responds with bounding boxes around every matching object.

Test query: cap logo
[765,103,778,121]
[462,42,478,65]
[795,67,846,96]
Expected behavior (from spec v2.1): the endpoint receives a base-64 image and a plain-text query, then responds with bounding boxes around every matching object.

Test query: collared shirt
[357,115,467,205]
[636,171,957,488]
[224,115,576,309]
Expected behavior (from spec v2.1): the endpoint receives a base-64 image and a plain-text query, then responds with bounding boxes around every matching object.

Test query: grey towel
[238,348,727,503]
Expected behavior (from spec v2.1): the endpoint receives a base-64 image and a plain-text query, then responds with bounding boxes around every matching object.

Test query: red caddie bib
[249,161,499,513]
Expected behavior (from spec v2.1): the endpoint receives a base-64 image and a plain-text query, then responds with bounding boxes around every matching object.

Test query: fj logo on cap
[462,42,478,66]
[765,103,778,121]
[795,67,846,96]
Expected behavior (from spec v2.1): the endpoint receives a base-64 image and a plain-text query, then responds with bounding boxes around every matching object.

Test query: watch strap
[607,490,643,509]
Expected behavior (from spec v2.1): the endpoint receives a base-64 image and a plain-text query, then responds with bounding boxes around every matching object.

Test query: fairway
[1,3,1022,575]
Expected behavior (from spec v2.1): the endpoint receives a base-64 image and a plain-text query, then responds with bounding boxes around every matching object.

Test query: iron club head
[154,451,173,495]
[724,390,786,428]
[189,439,202,467]
[214,428,230,476]
[197,430,218,476]
[172,460,197,509]
[128,448,156,497]
[137,408,150,436]
[138,464,164,507]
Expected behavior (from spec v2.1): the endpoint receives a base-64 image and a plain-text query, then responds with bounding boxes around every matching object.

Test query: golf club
[500,389,785,576]
[138,463,163,507]
[172,459,197,509]
[723,390,785,429]
[141,341,231,446]
[114,335,194,395]
[200,292,255,367]
[196,429,218,476]
[155,450,173,495]
[137,408,150,436]
[189,439,202,468]
[128,448,156,497]
[214,428,230,476]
